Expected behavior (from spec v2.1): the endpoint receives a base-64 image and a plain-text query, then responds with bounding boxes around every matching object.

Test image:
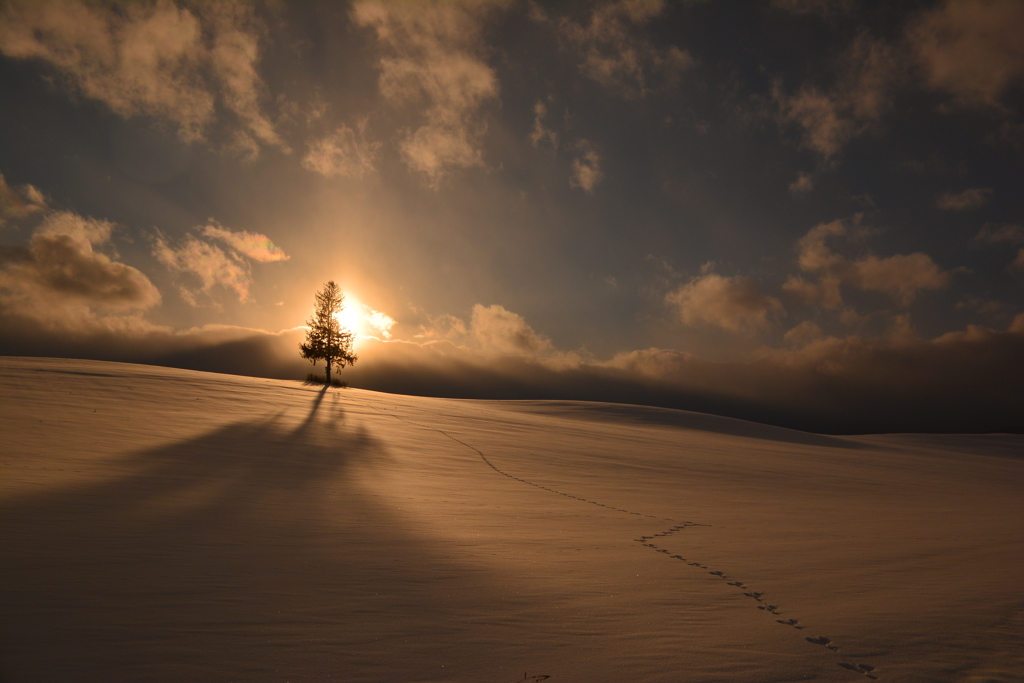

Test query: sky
[1,0,1022,433]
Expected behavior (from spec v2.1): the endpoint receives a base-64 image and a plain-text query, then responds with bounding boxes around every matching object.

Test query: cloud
[1012,249,1024,272]
[0,211,160,329]
[0,173,47,224]
[785,217,951,308]
[302,122,381,178]
[909,0,1024,109]
[556,0,694,98]
[409,303,558,357]
[0,0,282,155]
[570,141,603,192]
[153,234,250,306]
[783,320,823,347]
[774,33,896,161]
[771,0,855,21]
[781,274,844,310]
[3,310,1023,435]
[666,273,784,333]
[848,252,950,306]
[937,187,993,211]
[974,224,1024,245]
[973,224,1024,273]
[201,223,289,262]
[352,1,499,183]
[470,303,552,355]
[530,100,558,149]
[153,220,291,304]
[361,305,396,340]
[414,311,469,342]
[788,172,814,194]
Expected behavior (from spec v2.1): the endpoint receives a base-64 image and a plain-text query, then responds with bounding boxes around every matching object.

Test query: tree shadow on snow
[0,388,518,682]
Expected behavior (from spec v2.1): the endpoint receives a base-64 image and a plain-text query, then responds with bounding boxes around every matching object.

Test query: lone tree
[300,280,357,385]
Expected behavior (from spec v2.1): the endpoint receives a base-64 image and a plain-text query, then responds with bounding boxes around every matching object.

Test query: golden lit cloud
[352,1,499,183]
[202,223,289,262]
[666,272,784,333]
[302,122,381,179]
[570,141,603,192]
[334,294,396,341]
[0,0,283,154]
[0,211,161,328]
[786,217,952,308]
[557,0,694,98]
[0,173,47,224]
[153,234,249,306]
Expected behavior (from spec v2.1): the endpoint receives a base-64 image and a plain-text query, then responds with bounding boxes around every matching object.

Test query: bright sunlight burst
[335,294,365,335]
[334,294,396,339]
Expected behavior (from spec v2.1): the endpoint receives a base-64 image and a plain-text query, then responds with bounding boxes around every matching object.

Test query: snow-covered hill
[2,357,1021,682]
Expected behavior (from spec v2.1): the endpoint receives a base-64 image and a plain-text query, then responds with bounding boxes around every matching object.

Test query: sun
[335,294,365,335]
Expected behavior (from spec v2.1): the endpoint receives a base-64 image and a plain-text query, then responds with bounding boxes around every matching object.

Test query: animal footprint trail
[639,532,882,675]
[356,401,667,518]
[805,635,840,652]
[355,399,879,678]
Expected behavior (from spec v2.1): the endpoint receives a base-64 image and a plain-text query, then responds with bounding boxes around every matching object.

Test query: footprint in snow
[806,635,838,651]
[839,662,878,679]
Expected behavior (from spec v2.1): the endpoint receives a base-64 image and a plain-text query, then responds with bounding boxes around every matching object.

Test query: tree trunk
[326,325,333,386]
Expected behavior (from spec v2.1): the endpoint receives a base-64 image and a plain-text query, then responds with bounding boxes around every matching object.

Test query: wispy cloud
[530,100,558,149]
[153,234,250,306]
[974,224,1024,274]
[556,0,694,98]
[570,141,603,192]
[937,187,993,211]
[0,0,283,156]
[201,223,289,263]
[774,33,896,162]
[352,1,499,184]
[153,222,288,305]
[974,224,1024,245]
[788,172,814,195]
[771,0,855,21]
[302,122,381,178]
[0,173,47,224]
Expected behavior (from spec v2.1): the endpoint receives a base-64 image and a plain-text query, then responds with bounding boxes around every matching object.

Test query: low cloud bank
[3,316,1021,435]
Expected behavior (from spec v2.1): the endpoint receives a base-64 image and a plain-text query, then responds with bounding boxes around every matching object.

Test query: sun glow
[335,295,365,335]
[333,294,396,340]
